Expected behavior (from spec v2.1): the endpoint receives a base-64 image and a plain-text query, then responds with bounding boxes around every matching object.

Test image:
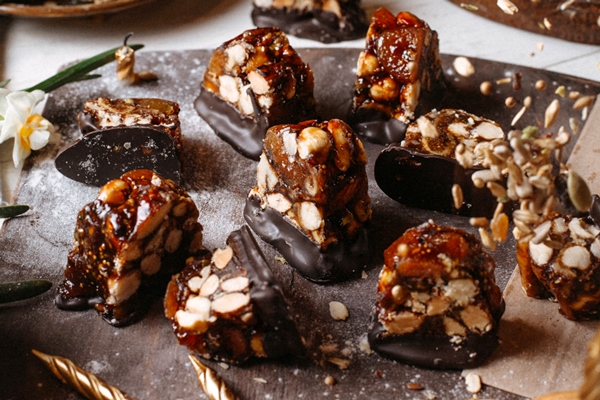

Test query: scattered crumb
[327,357,351,370]
[329,301,349,321]
[253,377,268,384]
[218,362,230,370]
[361,270,368,279]
[324,375,336,386]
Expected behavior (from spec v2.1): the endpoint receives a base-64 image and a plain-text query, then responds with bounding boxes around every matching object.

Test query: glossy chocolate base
[244,195,370,283]
[251,6,367,44]
[374,144,503,218]
[350,108,408,145]
[368,320,501,370]
[195,87,267,161]
[55,126,181,186]
[228,226,305,358]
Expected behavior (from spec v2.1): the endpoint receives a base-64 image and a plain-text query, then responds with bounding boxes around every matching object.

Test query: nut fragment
[497,0,518,14]
[212,246,233,270]
[480,81,493,95]
[453,56,475,77]
[465,372,482,394]
[544,99,560,128]
[329,301,349,321]
[211,292,251,314]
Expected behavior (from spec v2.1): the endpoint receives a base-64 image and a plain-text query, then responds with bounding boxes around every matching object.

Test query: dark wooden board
[0,48,599,400]
[449,0,600,45]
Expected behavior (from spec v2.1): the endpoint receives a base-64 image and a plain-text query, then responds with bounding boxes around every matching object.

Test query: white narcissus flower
[0,88,54,167]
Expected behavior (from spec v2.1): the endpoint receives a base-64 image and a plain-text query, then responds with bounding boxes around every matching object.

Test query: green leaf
[0,79,9,88]
[23,44,144,93]
[0,204,30,218]
[0,279,53,303]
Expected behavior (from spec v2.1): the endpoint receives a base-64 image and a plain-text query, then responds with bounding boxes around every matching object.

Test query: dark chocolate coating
[350,108,408,145]
[55,126,181,186]
[228,225,305,358]
[195,87,267,161]
[374,143,502,218]
[368,319,501,370]
[243,195,370,283]
[251,5,368,44]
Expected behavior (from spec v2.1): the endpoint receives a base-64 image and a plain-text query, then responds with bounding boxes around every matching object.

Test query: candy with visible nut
[78,97,183,153]
[351,8,446,144]
[368,221,505,369]
[195,27,317,160]
[251,0,368,43]
[375,109,508,218]
[517,210,600,320]
[56,169,204,326]
[244,119,371,282]
[164,226,305,364]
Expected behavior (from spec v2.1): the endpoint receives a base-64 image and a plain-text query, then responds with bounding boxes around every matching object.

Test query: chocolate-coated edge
[54,126,181,186]
[251,6,368,44]
[590,195,600,227]
[349,108,408,145]
[367,319,501,370]
[243,195,370,283]
[195,87,266,161]
[227,225,305,358]
[374,144,502,218]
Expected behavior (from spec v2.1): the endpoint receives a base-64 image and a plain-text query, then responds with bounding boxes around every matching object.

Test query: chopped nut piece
[465,372,482,394]
[453,56,475,77]
[329,301,350,321]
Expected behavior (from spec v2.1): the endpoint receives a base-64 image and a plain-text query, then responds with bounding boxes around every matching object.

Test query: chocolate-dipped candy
[375,108,507,218]
[251,0,368,44]
[244,119,371,282]
[56,169,204,326]
[78,97,182,152]
[195,27,317,160]
[369,221,505,369]
[351,8,446,145]
[55,126,181,186]
[516,210,600,320]
[165,226,305,364]
[57,97,183,186]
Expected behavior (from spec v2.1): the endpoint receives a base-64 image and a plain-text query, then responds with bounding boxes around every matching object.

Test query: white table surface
[1,0,599,202]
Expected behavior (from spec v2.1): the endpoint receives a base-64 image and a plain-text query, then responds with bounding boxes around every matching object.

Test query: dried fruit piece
[165,226,305,364]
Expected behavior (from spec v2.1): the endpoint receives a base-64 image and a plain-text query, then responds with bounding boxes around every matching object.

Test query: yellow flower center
[18,114,44,151]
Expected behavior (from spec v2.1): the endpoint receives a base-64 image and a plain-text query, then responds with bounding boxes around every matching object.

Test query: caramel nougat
[56,169,204,326]
[165,226,304,364]
[196,27,317,160]
[352,8,445,144]
[369,221,504,369]
[517,212,600,320]
[244,119,371,282]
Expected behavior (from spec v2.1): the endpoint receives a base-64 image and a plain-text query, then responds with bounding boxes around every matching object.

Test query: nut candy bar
[56,169,204,326]
[517,209,600,321]
[56,98,183,186]
[78,97,183,153]
[369,221,505,369]
[244,119,371,282]
[375,109,507,218]
[351,8,446,145]
[164,226,305,364]
[195,27,318,160]
[251,0,368,43]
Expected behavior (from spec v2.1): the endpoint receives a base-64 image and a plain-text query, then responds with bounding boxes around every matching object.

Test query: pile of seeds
[453,123,592,250]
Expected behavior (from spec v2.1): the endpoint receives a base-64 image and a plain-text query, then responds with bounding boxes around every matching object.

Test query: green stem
[23,44,144,93]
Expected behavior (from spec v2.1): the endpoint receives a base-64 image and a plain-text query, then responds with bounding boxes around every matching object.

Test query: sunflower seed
[452,184,464,209]
[544,99,560,128]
